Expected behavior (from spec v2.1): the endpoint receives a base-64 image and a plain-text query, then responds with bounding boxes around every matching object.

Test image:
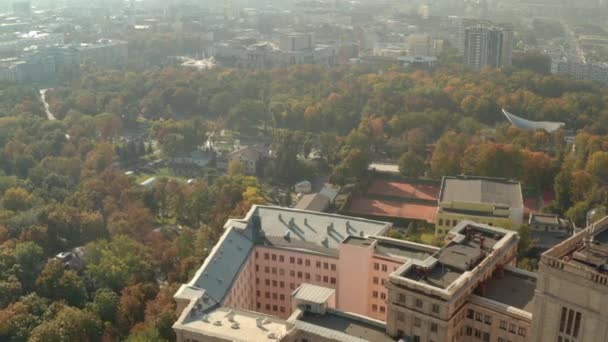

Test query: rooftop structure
[291,309,394,342]
[502,109,565,133]
[294,193,331,212]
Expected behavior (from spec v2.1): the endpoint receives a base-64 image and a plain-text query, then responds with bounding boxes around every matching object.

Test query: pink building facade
[224,237,434,321]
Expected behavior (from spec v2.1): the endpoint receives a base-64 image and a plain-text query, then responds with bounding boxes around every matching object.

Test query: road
[39,88,56,121]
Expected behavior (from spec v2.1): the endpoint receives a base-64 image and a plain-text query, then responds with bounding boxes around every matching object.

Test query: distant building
[528,213,572,250]
[551,57,608,84]
[464,23,513,70]
[407,34,432,57]
[77,39,128,68]
[227,146,262,175]
[435,176,524,236]
[399,56,438,69]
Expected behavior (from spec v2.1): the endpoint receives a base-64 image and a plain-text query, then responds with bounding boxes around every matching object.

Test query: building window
[380,306,385,313]
[265,292,270,298]
[323,276,328,283]
[290,283,295,290]
[272,267,277,274]
[266,304,270,310]
[397,312,405,322]
[280,281,284,288]
[272,293,277,299]
[290,257,295,264]
[372,305,378,312]
[290,270,295,277]
[430,323,438,332]
[415,299,423,309]
[381,279,386,285]
[399,294,406,303]
[255,251,259,259]
[257,302,261,309]
[297,258,302,265]
[414,318,421,327]
[255,265,259,271]
[305,273,310,280]
[475,312,482,322]
[432,304,439,314]
[465,326,472,336]
[382,264,388,272]
[279,255,284,262]
[280,306,285,313]
[316,261,321,268]
[482,332,489,342]
[265,267,270,273]
[271,254,276,261]
[438,219,443,226]
[280,294,285,300]
[305,259,310,266]
[499,320,507,330]
[297,271,302,279]
[324,262,329,269]
[256,290,260,297]
[264,253,269,260]
[560,306,582,338]
[265,279,270,286]
[484,315,492,325]
[273,305,277,311]
[474,329,481,338]
[373,277,379,284]
[518,327,526,337]
[331,264,336,271]
[372,291,378,298]
[330,277,336,284]
[256,278,259,284]
[374,263,379,270]
[279,269,284,276]
[509,324,516,333]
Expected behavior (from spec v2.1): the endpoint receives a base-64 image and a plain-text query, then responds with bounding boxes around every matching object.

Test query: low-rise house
[528,213,572,250]
[227,146,262,175]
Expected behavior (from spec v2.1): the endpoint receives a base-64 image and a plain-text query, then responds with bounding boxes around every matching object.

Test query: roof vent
[323,236,329,246]
[278,213,283,222]
[225,310,235,321]
[327,223,334,234]
[201,314,210,323]
[289,217,295,226]
[304,217,308,225]
[284,230,291,241]
[262,318,271,325]
[256,317,264,328]
[231,322,240,329]
[268,332,278,339]
[359,231,365,237]
[213,320,222,326]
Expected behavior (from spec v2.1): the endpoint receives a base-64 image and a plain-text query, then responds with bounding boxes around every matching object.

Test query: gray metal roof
[190,226,254,302]
[440,177,523,208]
[293,283,336,304]
[254,206,391,254]
[295,310,394,342]
[502,109,565,133]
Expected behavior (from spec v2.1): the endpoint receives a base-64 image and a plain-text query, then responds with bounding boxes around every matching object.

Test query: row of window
[373,262,395,272]
[467,308,526,337]
[257,252,336,270]
[256,302,286,313]
[371,304,386,314]
[255,267,338,284]
[559,306,582,341]
[372,291,387,300]
[465,326,491,342]
[256,275,336,288]
[396,293,440,314]
[256,291,287,301]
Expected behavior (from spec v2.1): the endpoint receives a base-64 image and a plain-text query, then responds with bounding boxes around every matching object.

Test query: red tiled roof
[367,180,440,201]
[345,196,437,223]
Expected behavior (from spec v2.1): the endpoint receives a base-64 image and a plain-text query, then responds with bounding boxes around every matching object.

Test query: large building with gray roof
[435,176,524,237]
[173,205,607,342]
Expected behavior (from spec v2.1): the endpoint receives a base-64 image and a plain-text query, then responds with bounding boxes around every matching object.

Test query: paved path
[39,88,56,121]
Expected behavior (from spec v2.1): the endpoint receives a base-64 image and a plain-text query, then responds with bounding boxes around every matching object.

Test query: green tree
[398,151,426,178]
[85,236,154,291]
[29,306,102,342]
[88,288,119,323]
[36,259,87,307]
[14,241,44,291]
[586,151,608,183]
[2,187,33,212]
